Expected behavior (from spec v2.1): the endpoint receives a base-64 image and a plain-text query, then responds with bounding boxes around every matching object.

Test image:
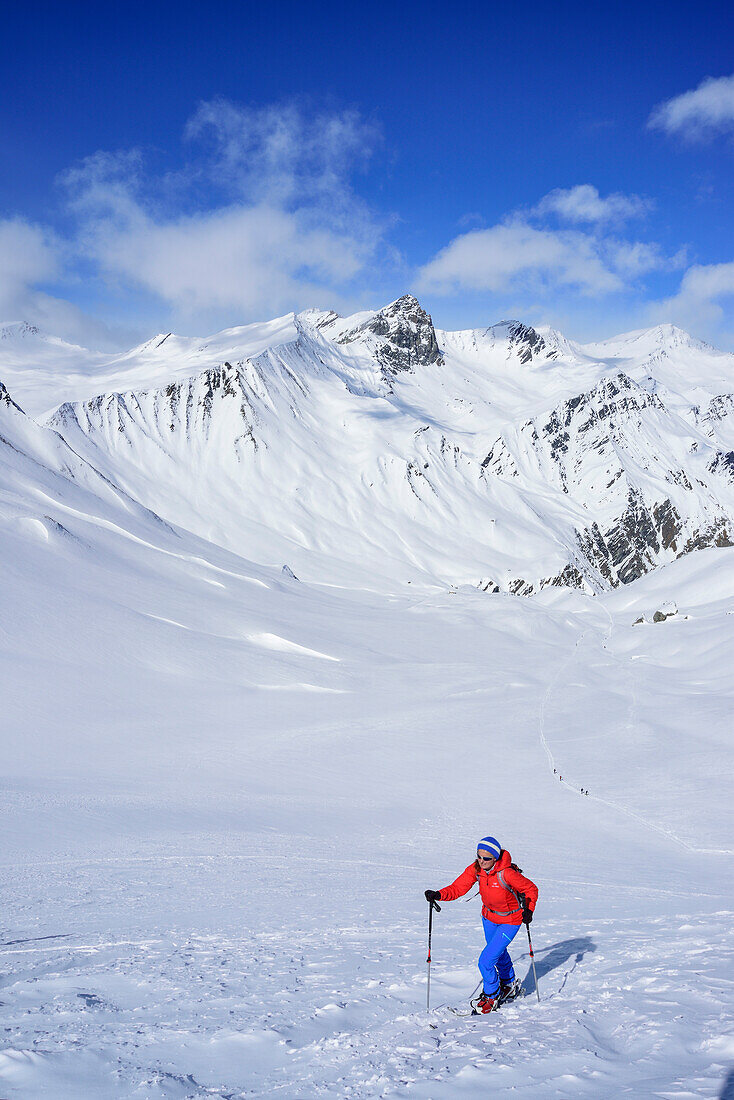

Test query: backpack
[493,863,526,915]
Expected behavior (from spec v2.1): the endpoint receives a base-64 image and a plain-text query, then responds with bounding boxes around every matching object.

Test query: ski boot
[475,990,500,1014]
[499,979,523,1003]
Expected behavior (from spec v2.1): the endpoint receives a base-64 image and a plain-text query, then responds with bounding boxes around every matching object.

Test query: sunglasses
[477,853,496,862]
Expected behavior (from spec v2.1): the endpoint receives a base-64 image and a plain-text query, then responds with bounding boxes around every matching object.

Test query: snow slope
[1,304,733,1096]
[0,315,297,419]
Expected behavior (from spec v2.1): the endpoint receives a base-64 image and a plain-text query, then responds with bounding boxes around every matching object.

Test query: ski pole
[426,897,441,1012]
[518,893,540,1003]
[526,924,540,1002]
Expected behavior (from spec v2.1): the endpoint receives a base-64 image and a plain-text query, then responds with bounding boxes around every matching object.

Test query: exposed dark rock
[312,310,341,330]
[652,499,682,551]
[708,450,734,480]
[602,492,655,583]
[498,493,731,594]
[338,294,443,375]
[679,521,733,555]
[478,564,587,596]
[502,321,557,364]
[508,577,534,596]
[572,494,686,588]
[705,394,734,423]
[0,383,23,414]
[481,437,518,477]
[576,524,615,585]
[542,564,587,590]
[200,364,240,418]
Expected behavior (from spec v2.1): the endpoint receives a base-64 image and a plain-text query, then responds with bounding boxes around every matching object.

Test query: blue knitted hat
[477,836,501,859]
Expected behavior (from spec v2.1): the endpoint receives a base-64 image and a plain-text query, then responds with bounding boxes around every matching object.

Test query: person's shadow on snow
[521,936,596,996]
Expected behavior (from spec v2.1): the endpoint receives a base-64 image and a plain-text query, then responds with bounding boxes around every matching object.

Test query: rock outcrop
[338,294,443,375]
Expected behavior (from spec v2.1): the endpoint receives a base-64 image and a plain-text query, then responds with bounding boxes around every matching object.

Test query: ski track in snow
[0,913,732,1098]
[538,605,734,857]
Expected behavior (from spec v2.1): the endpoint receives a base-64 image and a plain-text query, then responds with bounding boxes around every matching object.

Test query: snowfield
[1,300,733,1097]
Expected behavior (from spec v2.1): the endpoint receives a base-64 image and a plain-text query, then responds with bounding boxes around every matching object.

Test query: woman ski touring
[425,836,538,1013]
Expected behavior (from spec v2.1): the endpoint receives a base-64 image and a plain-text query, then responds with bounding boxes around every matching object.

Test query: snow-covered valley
[1,298,733,1097]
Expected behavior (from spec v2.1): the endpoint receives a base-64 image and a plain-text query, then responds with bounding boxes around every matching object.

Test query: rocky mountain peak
[337,294,443,374]
[487,320,557,364]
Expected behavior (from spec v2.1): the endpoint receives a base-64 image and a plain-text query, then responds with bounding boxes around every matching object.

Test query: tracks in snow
[0,914,731,1098]
[538,604,733,856]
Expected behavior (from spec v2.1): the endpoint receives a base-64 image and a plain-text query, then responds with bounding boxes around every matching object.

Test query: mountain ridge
[3,294,734,594]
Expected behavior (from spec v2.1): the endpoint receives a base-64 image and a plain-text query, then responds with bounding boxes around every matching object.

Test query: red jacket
[439,849,538,925]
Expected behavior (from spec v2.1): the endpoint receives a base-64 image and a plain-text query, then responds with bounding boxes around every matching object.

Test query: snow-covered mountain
[4,293,729,594]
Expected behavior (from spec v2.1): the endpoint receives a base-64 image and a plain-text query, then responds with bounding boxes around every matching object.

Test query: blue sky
[2,0,734,348]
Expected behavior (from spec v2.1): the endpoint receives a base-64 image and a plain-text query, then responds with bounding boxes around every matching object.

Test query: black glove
[425,889,441,904]
[522,905,533,925]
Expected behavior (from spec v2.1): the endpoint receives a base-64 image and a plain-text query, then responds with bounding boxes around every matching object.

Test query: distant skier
[424,836,538,1013]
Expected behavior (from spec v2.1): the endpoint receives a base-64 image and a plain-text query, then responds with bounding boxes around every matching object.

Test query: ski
[444,982,525,1017]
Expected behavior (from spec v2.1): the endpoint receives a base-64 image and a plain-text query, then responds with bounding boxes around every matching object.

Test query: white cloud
[416,181,678,306]
[185,100,379,208]
[649,73,734,141]
[653,261,734,333]
[59,102,384,328]
[415,220,673,298]
[607,240,678,278]
[0,218,60,315]
[80,201,371,318]
[0,217,133,349]
[531,184,649,224]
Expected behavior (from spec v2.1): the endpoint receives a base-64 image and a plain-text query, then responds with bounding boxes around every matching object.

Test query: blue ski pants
[479,918,521,995]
